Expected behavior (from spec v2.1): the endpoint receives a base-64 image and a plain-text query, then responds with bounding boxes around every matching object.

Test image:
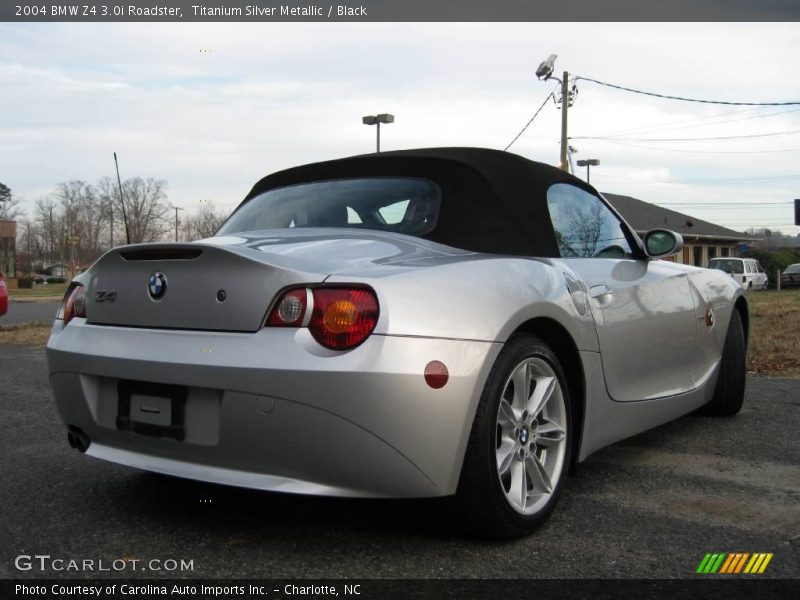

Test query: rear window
[709,259,744,274]
[218,178,440,236]
[785,264,800,273]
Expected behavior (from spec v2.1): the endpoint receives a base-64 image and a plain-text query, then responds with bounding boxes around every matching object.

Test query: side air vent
[120,248,203,261]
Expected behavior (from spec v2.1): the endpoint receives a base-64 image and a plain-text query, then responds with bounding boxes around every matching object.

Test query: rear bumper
[46,320,501,498]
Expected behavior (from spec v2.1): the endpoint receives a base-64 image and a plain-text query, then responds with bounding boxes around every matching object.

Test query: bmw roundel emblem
[148,272,167,300]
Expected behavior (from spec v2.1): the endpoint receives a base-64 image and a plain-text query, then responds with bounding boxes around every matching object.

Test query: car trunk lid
[85,243,324,332]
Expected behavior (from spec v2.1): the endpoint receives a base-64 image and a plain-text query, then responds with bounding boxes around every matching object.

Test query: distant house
[43,263,69,278]
[605,193,752,267]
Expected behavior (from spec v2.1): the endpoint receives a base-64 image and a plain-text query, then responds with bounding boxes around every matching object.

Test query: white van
[708,257,769,290]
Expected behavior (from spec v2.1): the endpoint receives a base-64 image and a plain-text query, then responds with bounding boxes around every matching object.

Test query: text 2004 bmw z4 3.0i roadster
[47,148,748,537]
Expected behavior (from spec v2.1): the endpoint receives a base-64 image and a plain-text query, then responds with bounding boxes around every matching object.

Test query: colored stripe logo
[696,552,773,574]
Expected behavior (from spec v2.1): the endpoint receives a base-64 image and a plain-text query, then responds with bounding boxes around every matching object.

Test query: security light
[536,54,558,80]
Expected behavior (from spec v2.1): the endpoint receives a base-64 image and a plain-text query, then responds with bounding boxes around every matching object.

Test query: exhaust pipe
[67,426,91,453]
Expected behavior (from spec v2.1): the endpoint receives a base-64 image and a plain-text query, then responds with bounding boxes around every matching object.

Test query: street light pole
[362,113,395,153]
[576,159,600,184]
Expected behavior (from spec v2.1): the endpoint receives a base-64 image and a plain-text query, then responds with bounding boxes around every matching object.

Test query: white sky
[1,22,799,234]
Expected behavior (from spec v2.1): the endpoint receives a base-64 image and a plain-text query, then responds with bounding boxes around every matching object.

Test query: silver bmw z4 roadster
[47,148,748,537]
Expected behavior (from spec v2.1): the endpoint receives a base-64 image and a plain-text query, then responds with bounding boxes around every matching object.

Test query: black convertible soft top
[242,147,600,257]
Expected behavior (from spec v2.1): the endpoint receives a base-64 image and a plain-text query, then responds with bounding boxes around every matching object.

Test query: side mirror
[643,229,683,258]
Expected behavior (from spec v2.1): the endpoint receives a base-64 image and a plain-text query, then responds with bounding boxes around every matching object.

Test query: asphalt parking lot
[1,343,798,580]
[0,301,59,326]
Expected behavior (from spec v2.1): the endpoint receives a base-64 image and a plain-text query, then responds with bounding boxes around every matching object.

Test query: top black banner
[3,0,800,22]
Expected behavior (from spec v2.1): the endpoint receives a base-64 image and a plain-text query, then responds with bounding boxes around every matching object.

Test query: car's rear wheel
[453,334,571,538]
[700,308,746,416]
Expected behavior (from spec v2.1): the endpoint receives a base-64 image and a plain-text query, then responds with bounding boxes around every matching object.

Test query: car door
[742,260,752,288]
[546,183,698,402]
[753,261,767,289]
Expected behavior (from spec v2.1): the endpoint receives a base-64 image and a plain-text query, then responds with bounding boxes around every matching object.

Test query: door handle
[589,285,614,308]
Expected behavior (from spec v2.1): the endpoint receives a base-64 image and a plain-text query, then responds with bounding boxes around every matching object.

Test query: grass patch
[747,289,800,377]
[9,284,67,300]
[0,321,52,345]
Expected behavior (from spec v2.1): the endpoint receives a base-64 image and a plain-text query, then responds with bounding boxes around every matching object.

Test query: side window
[546,184,633,258]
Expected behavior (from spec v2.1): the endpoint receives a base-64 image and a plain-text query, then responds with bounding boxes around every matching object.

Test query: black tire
[452,334,572,539]
[700,308,746,416]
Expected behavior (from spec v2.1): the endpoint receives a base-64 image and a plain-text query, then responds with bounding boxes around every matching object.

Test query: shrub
[742,248,800,277]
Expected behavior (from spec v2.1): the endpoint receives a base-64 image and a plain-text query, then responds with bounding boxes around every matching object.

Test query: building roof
[603,193,751,242]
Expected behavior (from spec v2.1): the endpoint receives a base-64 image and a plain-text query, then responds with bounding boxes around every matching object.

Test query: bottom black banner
[2,579,799,600]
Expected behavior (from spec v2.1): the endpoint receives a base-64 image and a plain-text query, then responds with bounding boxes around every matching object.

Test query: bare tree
[54,180,102,266]
[183,203,228,241]
[10,176,171,276]
[34,196,61,267]
[74,184,107,263]
[96,176,127,247]
[16,219,41,276]
[117,177,170,243]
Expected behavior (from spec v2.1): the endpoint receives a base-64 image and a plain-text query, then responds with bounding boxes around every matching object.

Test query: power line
[574,75,800,106]
[587,138,800,155]
[504,85,558,152]
[657,206,788,210]
[588,106,800,140]
[596,105,770,138]
[656,202,791,206]
[572,127,800,143]
[598,173,800,185]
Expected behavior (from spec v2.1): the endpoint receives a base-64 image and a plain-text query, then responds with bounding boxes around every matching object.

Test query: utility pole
[26,220,33,277]
[173,206,184,242]
[109,200,114,248]
[535,56,576,173]
[559,71,570,172]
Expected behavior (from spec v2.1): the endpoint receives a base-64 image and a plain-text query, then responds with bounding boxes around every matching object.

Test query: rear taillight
[309,288,379,350]
[58,283,87,325]
[266,288,308,327]
[266,286,379,350]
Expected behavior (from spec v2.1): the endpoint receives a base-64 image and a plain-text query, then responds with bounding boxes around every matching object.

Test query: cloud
[0,22,798,232]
